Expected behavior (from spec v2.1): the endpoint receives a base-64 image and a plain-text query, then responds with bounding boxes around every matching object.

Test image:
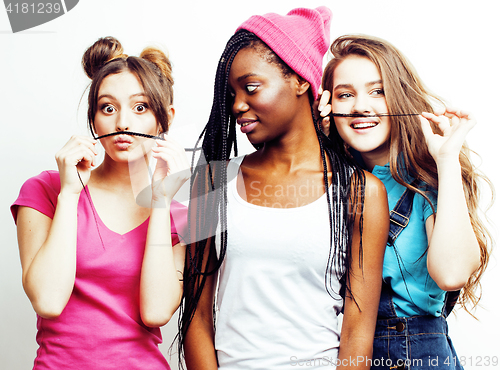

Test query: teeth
[241,122,253,127]
[353,122,377,129]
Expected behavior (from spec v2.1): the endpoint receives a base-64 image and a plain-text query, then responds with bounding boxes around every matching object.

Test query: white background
[1,1,499,369]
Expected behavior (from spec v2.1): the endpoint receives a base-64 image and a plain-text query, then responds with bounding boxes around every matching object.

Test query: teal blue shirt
[372,163,445,317]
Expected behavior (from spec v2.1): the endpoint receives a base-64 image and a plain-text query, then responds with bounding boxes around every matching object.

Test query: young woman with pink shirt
[11,36,189,369]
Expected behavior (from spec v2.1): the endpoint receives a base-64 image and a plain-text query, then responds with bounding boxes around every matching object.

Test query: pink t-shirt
[11,171,188,370]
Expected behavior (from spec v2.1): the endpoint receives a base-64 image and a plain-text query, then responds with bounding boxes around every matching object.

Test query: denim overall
[371,187,463,370]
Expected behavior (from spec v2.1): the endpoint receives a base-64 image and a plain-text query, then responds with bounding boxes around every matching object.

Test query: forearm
[427,158,480,290]
[337,333,374,370]
[22,192,79,318]
[184,316,218,370]
[140,199,182,327]
[336,173,387,370]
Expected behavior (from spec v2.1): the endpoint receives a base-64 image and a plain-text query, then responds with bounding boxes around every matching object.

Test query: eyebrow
[97,92,147,101]
[334,80,383,90]
[237,73,259,82]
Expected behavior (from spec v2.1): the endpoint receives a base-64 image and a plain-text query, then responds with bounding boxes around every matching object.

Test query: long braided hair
[178,29,366,363]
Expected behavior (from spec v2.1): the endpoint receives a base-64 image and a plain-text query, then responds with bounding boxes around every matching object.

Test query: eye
[245,85,258,93]
[371,88,385,96]
[337,92,353,99]
[101,104,116,114]
[134,103,148,113]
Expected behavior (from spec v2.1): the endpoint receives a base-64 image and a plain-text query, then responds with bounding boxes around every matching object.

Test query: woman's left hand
[150,135,190,202]
[420,108,476,164]
[316,90,332,136]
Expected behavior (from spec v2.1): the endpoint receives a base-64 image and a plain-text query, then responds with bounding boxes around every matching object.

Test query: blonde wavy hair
[321,34,494,315]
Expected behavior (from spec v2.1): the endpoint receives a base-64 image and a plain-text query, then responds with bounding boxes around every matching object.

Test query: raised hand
[150,135,190,202]
[55,135,98,194]
[420,108,476,164]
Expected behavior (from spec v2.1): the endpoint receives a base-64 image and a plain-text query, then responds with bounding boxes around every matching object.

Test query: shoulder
[352,169,387,202]
[364,170,387,193]
[11,170,61,223]
[24,170,61,191]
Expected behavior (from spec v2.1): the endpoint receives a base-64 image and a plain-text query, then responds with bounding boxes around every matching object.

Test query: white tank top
[215,156,345,369]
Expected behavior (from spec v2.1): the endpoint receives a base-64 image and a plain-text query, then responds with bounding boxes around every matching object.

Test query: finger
[432,107,446,116]
[317,90,331,111]
[152,146,189,167]
[319,103,332,118]
[419,115,435,141]
[445,107,470,118]
[321,116,330,136]
[421,111,450,134]
[155,138,188,159]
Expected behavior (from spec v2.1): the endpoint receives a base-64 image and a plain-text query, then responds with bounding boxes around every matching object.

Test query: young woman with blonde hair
[320,34,492,369]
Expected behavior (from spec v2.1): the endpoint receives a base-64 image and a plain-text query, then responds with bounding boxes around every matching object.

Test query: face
[93,71,160,162]
[331,55,391,165]
[228,47,302,144]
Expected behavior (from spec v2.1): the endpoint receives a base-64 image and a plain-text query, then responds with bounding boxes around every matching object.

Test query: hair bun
[82,36,125,79]
[140,47,174,87]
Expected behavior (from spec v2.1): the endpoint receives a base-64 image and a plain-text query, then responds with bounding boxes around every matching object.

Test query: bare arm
[140,136,190,327]
[182,164,220,370]
[17,136,97,318]
[337,172,388,369]
[421,109,480,291]
[184,242,219,370]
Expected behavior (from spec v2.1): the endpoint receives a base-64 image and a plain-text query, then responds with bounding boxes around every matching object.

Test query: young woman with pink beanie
[180,7,389,369]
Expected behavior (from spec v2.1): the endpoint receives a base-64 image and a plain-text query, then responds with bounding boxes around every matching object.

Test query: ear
[90,121,97,137]
[295,76,310,97]
[166,105,175,127]
[158,105,176,134]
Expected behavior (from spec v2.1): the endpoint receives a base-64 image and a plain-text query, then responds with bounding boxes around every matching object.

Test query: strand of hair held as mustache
[92,131,202,152]
[329,113,421,118]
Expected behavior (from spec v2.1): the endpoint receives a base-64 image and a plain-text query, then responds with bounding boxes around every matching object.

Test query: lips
[113,135,133,149]
[351,118,378,130]
[237,118,259,134]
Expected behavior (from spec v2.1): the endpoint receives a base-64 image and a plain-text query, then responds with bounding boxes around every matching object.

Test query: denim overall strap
[387,186,416,246]
[378,186,416,319]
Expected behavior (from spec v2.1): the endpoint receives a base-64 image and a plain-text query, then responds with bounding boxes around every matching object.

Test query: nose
[115,111,129,132]
[352,94,372,114]
[232,92,249,117]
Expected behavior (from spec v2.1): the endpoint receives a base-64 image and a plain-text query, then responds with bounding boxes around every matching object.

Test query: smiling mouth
[240,121,254,127]
[352,122,378,129]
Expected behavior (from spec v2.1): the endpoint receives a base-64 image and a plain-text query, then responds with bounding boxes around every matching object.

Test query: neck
[360,150,390,172]
[258,114,323,172]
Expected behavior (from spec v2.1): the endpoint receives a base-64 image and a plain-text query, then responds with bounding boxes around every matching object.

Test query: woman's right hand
[55,135,98,194]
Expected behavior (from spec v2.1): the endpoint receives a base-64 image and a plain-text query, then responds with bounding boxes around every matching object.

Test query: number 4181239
[445,356,498,367]
[5,3,62,14]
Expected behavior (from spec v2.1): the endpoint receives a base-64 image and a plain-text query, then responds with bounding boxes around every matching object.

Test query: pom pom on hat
[236,6,332,98]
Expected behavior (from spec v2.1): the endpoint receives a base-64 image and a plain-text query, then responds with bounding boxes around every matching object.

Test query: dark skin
[184,47,389,369]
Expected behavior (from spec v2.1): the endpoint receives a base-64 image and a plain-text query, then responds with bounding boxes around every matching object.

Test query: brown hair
[82,36,174,135]
[322,34,493,314]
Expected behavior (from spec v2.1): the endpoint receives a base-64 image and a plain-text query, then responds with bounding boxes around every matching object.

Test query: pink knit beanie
[236,6,332,98]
